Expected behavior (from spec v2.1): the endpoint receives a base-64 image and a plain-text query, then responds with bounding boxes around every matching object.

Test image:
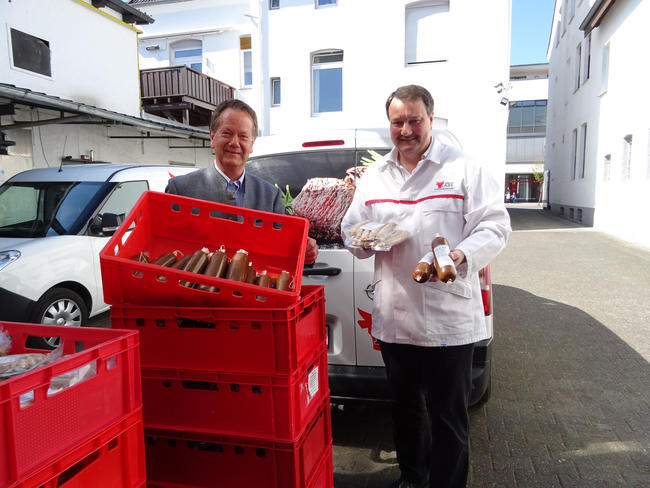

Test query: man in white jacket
[341,85,511,488]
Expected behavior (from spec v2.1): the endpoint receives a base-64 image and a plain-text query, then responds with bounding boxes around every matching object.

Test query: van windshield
[0,181,111,238]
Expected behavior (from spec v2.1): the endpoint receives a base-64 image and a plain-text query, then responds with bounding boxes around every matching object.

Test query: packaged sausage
[225,249,249,282]
[431,234,457,283]
[412,252,434,283]
[153,252,177,267]
[276,270,292,291]
[245,262,257,284]
[198,246,229,292]
[180,248,209,287]
[256,270,272,288]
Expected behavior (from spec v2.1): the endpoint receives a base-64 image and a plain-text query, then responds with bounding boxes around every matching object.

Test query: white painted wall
[0,0,142,116]
[547,0,650,247]
[134,0,511,179]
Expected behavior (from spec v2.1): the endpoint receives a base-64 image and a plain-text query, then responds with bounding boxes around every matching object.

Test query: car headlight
[0,250,20,271]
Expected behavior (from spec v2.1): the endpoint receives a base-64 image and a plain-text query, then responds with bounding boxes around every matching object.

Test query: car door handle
[302,266,341,276]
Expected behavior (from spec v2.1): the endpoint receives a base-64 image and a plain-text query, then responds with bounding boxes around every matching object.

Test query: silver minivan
[248,128,493,406]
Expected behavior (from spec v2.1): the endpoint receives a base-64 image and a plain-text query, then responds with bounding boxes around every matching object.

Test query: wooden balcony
[140,65,235,127]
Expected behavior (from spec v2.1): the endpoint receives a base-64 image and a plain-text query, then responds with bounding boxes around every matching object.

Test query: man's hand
[305,237,319,265]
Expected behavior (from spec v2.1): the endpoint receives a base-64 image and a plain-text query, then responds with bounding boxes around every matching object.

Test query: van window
[247,148,388,198]
[0,181,110,238]
[98,180,149,218]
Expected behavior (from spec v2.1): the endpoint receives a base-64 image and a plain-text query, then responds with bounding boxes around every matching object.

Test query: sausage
[171,253,192,269]
[225,249,249,282]
[255,270,272,288]
[180,248,209,287]
[245,262,257,284]
[276,270,292,291]
[412,252,434,283]
[431,235,457,283]
[132,252,149,263]
[198,246,229,292]
[153,252,177,267]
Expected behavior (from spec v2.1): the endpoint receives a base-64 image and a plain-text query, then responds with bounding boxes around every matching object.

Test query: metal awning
[92,0,154,25]
[580,0,617,35]
[0,83,209,141]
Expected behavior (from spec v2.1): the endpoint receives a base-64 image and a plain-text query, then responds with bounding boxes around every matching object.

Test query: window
[10,28,51,77]
[270,0,280,8]
[312,50,343,114]
[579,123,587,179]
[172,39,202,72]
[603,154,611,182]
[575,43,582,91]
[571,128,578,180]
[405,1,450,65]
[507,100,547,134]
[601,43,609,95]
[583,33,591,82]
[240,36,252,87]
[622,134,632,181]
[271,78,281,106]
[316,0,337,7]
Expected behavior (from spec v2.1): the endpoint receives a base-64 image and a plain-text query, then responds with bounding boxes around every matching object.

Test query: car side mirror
[89,213,124,236]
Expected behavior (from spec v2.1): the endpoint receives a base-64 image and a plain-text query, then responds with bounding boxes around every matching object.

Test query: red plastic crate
[13,410,145,488]
[141,343,329,441]
[0,322,142,488]
[109,285,325,375]
[144,399,332,488]
[100,191,309,308]
[307,449,334,488]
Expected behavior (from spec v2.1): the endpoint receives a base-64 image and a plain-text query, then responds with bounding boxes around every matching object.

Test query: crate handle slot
[47,360,97,397]
[19,390,34,409]
[256,448,266,458]
[188,441,223,452]
[177,318,215,329]
[55,447,101,485]
[181,380,219,391]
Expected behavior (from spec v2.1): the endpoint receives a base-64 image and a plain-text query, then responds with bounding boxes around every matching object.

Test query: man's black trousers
[379,341,475,488]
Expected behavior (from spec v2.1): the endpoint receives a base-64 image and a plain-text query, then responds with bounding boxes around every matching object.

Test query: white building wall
[0,0,142,117]
[547,0,650,247]
[263,0,511,180]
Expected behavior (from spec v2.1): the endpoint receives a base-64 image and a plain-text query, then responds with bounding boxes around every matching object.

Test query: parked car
[0,163,195,347]
[247,128,493,406]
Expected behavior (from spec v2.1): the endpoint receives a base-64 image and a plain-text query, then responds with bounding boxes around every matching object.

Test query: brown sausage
[276,270,292,291]
[180,249,209,287]
[255,270,272,288]
[412,252,434,283]
[197,246,229,292]
[225,249,249,282]
[431,235,457,283]
[153,252,177,267]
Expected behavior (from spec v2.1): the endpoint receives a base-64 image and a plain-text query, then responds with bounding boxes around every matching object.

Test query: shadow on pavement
[506,205,585,232]
[468,285,650,487]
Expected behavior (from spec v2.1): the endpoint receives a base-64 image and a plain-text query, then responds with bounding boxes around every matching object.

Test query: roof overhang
[91,0,155,25]
[580,0,617,35]
[0,83,209,141]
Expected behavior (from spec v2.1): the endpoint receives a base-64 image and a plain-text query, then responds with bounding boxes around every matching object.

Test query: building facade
[546,0,649,247]
[132,0,512,180]
[506,63,548,203]
[0,0,213,183]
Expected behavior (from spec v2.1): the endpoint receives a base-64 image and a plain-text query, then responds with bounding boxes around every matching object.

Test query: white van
[0,163,195,346]
[247,128,494,406]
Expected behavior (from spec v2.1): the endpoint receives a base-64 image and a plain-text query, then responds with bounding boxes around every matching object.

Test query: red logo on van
[357,308,380,351]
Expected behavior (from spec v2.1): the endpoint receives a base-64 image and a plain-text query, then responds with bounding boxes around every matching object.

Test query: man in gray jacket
[166,99,318,264]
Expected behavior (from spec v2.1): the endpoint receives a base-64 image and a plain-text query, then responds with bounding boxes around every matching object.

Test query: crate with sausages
[100,191,309,308]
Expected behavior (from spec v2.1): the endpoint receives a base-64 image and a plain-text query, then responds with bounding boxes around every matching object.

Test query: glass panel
[10,28,51,76]
[313,67,342,113]
[175,49,202,58]
[313,52,343,64]
[243,51,252,86]
[520,107,534,127]
[190,63,202,71]
[272,79,281,105]
[317,0,337,6]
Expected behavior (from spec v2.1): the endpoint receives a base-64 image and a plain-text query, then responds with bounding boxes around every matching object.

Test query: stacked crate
[0,322,145,488]
[100,192,333,487]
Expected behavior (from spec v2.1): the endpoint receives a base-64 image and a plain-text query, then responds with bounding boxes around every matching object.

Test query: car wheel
[30,288,88,348]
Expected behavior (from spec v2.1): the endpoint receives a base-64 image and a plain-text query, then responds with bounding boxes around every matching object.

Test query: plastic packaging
[431,234,457,283]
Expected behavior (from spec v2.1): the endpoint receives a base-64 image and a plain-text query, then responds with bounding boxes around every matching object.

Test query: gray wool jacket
[165,164,286,215]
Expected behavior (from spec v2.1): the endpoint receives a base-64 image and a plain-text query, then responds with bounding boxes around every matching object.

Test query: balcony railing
[140,65,235,126]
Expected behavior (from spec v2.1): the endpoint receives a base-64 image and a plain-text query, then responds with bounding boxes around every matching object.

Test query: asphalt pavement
[330,203,650,488]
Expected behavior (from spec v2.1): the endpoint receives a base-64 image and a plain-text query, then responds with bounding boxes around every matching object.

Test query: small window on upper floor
[171,39,203,72]
[271,78,281,106]
[405,1,450,65]
[10,28,52,77]
[240,36,252,88]
[270,0,280,9]
[312,50,343,114]
[316,0,337,7]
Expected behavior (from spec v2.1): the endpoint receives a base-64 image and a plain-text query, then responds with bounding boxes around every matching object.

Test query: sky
[510,0,556,65]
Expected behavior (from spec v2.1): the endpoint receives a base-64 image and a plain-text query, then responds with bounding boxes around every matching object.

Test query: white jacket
[341,136,511,347]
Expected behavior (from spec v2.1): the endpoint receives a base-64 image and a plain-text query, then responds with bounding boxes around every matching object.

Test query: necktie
[227,180,241,205]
